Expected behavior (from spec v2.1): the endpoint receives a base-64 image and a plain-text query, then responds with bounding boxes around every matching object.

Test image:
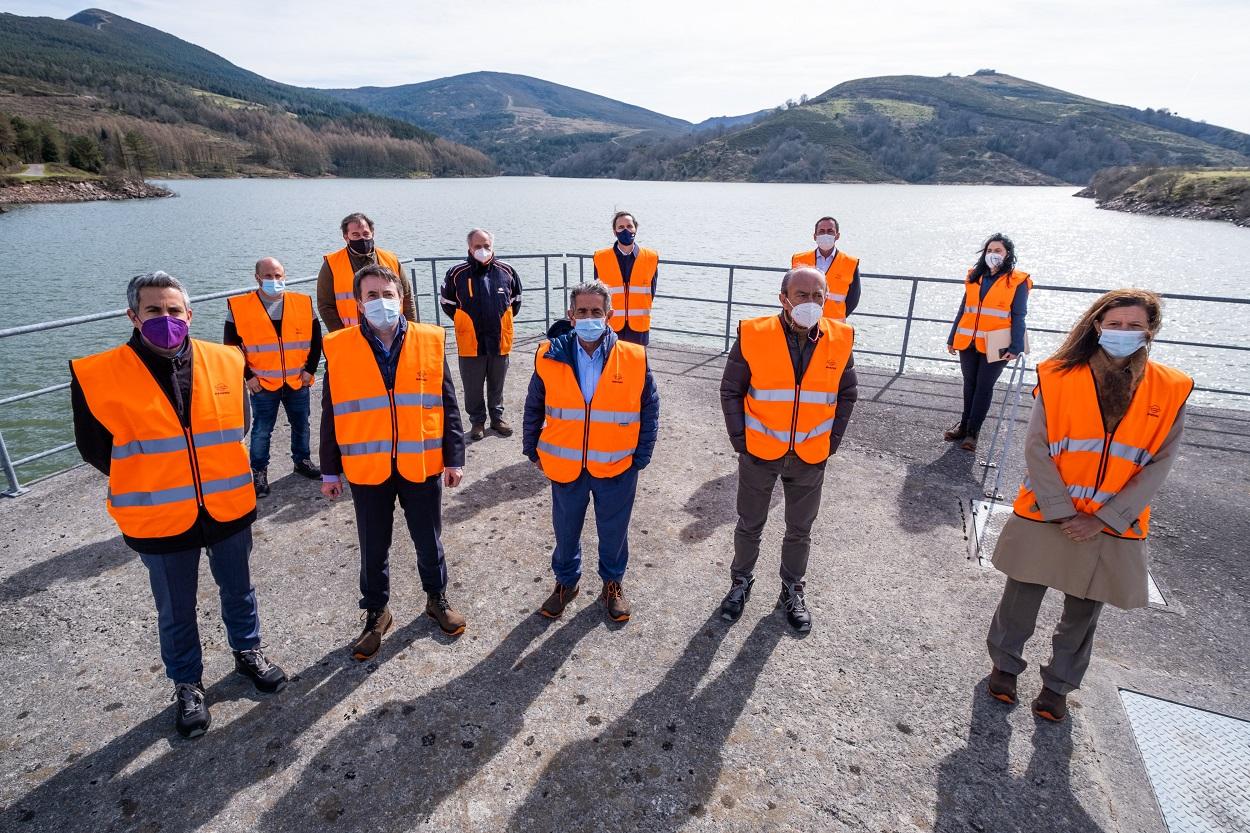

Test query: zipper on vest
[581,399,591,468]
[789,381,801,452]
[183,426,205,506]
[388,390,399,461]
[1088,370,1113,505]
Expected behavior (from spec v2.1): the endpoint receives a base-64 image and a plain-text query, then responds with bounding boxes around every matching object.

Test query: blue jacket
[521,325,660,471]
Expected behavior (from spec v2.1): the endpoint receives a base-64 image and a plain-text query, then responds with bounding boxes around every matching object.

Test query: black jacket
[440,257,522,356]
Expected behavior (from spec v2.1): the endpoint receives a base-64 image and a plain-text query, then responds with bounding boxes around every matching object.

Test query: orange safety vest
[324,247,403,329]
[448,263,515,358]
[950,269,1032,354]
[740,315,854,464]
[323,323,446,485]
[1013,359,1192,539]
[71,340,255,538]
[593,246,658,333]
[227,290,315,391]
[534,338,646,482]
[791,249,859,320]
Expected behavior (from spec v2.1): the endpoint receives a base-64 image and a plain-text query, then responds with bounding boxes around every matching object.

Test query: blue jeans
[249,384,311,470]
[138,527,262,685]
[550,466,639,587]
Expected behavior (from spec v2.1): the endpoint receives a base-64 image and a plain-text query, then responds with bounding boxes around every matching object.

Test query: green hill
[0,9,493,178]
[1081,165,1250,226]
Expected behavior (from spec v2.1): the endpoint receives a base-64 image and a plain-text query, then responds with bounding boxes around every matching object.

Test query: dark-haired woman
[985,289,1191,722]
[945,234,1032,451]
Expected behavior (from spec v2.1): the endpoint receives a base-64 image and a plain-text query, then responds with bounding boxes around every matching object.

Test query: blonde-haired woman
[985,289,1192,721]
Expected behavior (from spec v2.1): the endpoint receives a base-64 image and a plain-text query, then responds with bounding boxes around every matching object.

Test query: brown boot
[490,419,514,437]
[350,607,393,661]
[1032,687,1069,722]
[960,431,979,452]
[469,423,486,442]
[599,580,631,623]
[426,592,466,636]
[943,423,968,441]
[539,582,580,619]
[987,667,1018,704]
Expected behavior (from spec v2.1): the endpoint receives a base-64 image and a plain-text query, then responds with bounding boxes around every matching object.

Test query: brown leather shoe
[469,423,486,442]
[960,431,979,452]
[599,580,630,622]
[943,423,968,441]
[350,607,393,661]
[426,592,466,636]
[490,419,514,437]
[1032,687,1069,722]
[539,582,580,618]
[987,667,1018,704]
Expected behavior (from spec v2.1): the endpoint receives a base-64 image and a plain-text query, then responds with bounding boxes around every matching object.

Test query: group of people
[69,210,1190,738]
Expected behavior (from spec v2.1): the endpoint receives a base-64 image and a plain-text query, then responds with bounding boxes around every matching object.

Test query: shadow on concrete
[258,606,600,831]
[0,534,131,604]
[444,460,548,526]
[260,473,328,525]
[679,471,779,544]
[897,444,985,534]
[507,612,785,832]
[5,618,432,833]
[933,682,1102,833]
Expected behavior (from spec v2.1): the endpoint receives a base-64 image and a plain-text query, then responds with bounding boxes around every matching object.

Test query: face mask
[472,247,492,264]
[363,297,402,330]
[260,279,286,295]
[815,233,837,250]
[348,237,375,256]
[984,252,1005,271]
[787,300,824,330]
[140,315,189,350]
[615,229,636,246]
[573,317,607,341]
[1098,328,1148,358]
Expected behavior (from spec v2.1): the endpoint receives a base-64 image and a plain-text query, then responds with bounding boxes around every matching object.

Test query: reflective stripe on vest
[950,270,1030,354]
[594,247,658,333]
[71,340,255,538]
[790,249,858,319]
[227,291,315,391]
[325,247,402,331]
[323,323,446,485]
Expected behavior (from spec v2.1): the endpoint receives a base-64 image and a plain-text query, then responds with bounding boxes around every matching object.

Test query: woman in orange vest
[945,233,1031,452]
[985,289,1191,722]
[592,210,659,346]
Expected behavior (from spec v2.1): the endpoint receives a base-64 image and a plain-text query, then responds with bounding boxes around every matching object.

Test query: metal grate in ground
[1121,689,1250,833]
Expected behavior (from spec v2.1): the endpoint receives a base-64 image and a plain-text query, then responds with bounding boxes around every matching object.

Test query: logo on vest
[1147,404,1162,418]
[214,383,231,396]
[825,360,839,370]
[611,372,625,384]
[414,371,428,382]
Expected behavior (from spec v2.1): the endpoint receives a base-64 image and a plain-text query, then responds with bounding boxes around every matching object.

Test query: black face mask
[348,238,375,256]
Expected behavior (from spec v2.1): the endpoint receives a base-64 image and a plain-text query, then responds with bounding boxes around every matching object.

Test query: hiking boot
[469,423,486,441]
[539,582,580,619]
[1032,687,1069,722]
[720,575,754,622]
[987,667,1018,704]
[777,582,812,633]
[293,458,321,479]
[252,468,270,497]
[172,681,210,738]
[943,423,968,441]
[599,580,631,622]
[426,592,466,636]
[960,431,979,452]
[233,648,288,693]
[350,607,393,661]
[491,419,514,437]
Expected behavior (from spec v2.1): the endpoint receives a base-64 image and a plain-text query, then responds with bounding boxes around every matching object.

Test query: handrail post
[410,267,421,322]
[898,278,919,375]
[0,430,29,498]
[544,257,551,330]
[430,259,441,326]
[723,266,736,353]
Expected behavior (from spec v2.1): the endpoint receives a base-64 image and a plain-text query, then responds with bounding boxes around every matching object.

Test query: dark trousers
[731,452,826,586]
[987,577,1105,695]
[138,527,261,685]
[958,348,1008,434]
[249,384,311,470]
[615,325,650,346]
[350,471,448,609]
[458,354,509,426]
[550,466,639,587]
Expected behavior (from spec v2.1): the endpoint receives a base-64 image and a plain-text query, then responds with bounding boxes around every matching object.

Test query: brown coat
[315,248,417,332]
[992,378,1187,610]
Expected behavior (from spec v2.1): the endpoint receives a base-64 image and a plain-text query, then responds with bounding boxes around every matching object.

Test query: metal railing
[2,252,1248,496]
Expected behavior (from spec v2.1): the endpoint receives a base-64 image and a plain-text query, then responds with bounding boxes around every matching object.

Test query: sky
[4,0,1249,133]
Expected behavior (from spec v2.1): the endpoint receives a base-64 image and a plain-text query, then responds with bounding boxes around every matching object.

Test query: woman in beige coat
[986,288,1191,721]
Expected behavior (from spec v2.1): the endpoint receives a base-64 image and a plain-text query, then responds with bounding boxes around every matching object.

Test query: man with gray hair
[440,228,523,440]
[71,271,287,739]
[522,280,660,623]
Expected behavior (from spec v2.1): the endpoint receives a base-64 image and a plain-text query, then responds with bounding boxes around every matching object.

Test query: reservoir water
[1,177,1246,479]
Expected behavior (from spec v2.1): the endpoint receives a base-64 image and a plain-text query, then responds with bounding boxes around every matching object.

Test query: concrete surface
[1,336,1247,833]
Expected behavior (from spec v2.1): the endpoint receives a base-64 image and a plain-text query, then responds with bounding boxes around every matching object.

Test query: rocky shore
[0,177,173,207]
[1077,166,1250,228]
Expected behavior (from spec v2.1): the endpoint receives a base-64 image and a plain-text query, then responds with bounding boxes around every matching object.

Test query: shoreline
[0,178,174,208]
[1075,167,1250,228]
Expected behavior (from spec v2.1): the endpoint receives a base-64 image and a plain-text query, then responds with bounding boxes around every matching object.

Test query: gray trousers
[987,577,1105,695]
[458,353,509,426]
[731,452,826,586]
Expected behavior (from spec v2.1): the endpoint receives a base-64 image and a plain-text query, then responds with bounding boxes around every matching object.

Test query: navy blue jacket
[521,325,660,471]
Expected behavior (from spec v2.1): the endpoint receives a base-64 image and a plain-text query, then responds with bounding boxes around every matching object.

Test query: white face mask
[363,297,402,330]
[787,300,824,329]
[984,251,1005,271]
[472,247,492,264]
[1098,328,1148,358]
[815,233,837,250]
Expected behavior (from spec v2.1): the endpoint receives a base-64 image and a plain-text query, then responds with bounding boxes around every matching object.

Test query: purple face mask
[140,315,189,350]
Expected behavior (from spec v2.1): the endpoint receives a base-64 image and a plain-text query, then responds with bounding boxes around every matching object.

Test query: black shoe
[172,681,211,738]
[777,582,812,633]
[720,575,754,621]
[252,468,270,497]
[293,459,321,479]
[233,648,288,693]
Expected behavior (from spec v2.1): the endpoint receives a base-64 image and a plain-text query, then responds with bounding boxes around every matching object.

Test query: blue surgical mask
[261,279,286,295]
[1098,328,1148,358]
[363,297,402,330]
[573,317,607,341]
[615,229,635,246]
